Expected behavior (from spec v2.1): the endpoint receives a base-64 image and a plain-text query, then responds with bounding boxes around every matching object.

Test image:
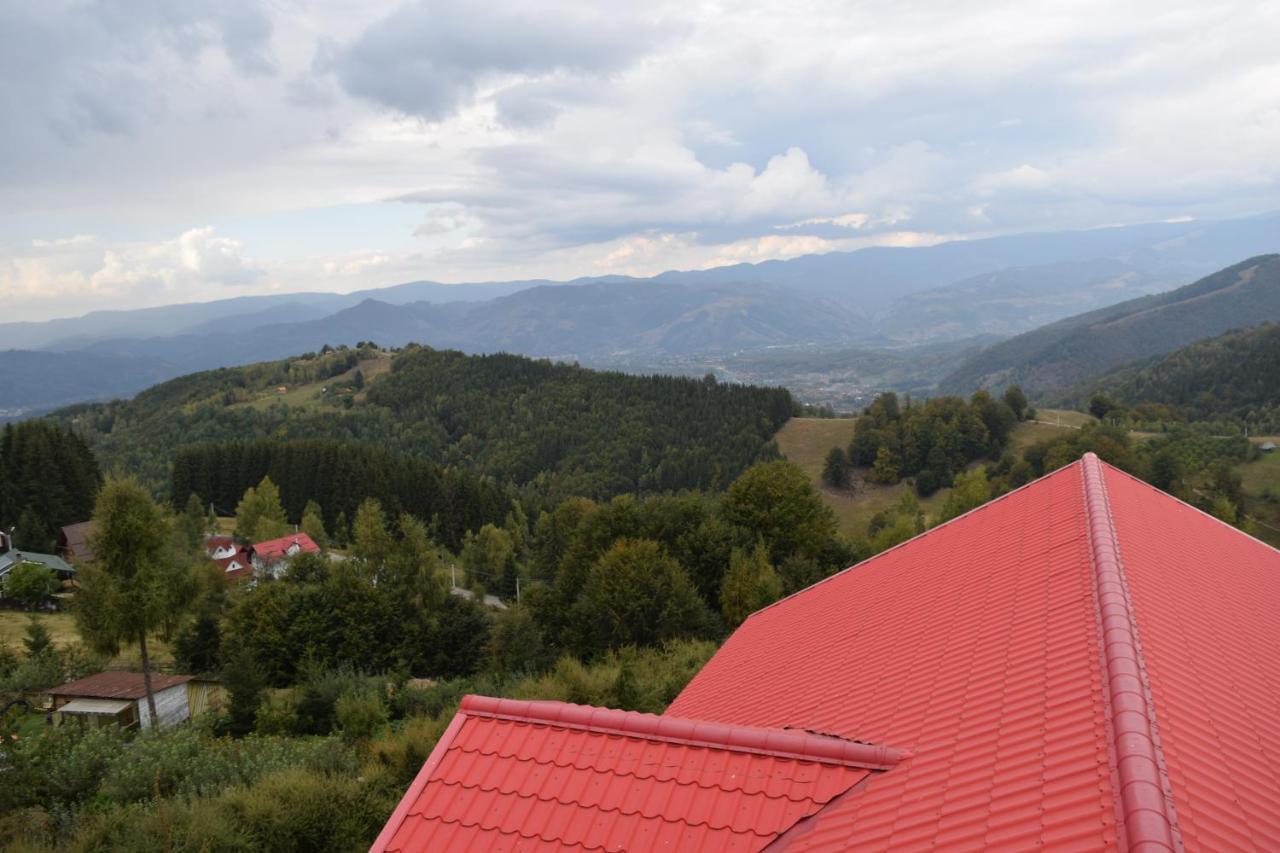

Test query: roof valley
[1080,453,1184,852]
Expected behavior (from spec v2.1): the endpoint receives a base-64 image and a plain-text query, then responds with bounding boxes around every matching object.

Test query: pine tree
[300,500,328,549]
[23,617,53,658]
[822,447,850,488]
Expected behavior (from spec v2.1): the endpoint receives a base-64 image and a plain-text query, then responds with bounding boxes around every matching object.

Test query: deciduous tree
[76,477,192,728]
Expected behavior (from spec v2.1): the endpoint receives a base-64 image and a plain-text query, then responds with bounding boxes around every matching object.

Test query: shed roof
[58,521,96,563]
[372,695,901,852]
[47,671,193,700]
[379,454,1280,851]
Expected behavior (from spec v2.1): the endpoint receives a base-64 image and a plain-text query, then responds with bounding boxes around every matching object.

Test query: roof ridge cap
[459,695,905,770]
[1080,452,1183,852]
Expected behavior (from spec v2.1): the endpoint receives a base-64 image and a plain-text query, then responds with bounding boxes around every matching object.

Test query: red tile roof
[214,548,254,581]
[47,671,194,700]
[372,695,902,852]
[251,532,319,560]
[380,454,1280,850]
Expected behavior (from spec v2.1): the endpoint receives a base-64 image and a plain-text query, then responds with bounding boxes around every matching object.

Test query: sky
[2,0,1279,322]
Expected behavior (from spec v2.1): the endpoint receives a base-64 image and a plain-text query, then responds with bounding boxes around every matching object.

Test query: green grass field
[236,353,392,413]
[0,610,174,670]
[776,415,1081,537]
[775,418,949,536]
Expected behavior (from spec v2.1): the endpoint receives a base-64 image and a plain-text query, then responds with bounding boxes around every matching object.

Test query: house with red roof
[250,531,320,577]
[204,535,254,581]
[374,454,1280,851]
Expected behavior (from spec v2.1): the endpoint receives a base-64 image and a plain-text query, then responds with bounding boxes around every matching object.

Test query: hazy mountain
[0,279,554,351]
[0,350,179,420]
[3,211,1278,416]
[875,259,1169,343]
[940,254,1280,395]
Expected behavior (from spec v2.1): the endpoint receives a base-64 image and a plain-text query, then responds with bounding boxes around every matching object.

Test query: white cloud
[1,0,1279,321]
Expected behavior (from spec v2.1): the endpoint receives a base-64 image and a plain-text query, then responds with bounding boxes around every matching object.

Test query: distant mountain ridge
[940,254,1280,395]
[3,211,1279,416]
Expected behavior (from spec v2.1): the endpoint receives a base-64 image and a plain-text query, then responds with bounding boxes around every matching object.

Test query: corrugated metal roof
[379,454,1280,850]
[57,697,133,715]
[47,671,193,700]
[372,695,900,852]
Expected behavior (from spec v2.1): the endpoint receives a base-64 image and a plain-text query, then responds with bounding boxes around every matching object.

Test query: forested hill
[57,344,794,500]
[1062,322,1280,428]
[940,254,1280,395]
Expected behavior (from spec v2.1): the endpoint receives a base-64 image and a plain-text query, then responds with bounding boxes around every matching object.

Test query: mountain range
[940,254,1280,395]
[3,210,1279,417]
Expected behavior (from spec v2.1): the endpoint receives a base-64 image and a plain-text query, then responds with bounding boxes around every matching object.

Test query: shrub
[334,690,388,741]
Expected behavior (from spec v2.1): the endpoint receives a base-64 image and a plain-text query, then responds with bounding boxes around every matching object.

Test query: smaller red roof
[214,548,254,581]
[251,532,320,560]
[47,671,193,700]
[373,695,903,853]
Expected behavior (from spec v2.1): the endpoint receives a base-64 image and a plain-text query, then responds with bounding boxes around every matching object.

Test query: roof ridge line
[1080,452,1183,853]
[459,695,906,770]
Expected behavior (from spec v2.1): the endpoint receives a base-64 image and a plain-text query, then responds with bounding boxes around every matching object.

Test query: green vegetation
[0,640,714,851]
[847,390,1022,495]
[0,420,100,551]
[1063,323,1280,433]
[60,345,793,501]
[173,440,512,552]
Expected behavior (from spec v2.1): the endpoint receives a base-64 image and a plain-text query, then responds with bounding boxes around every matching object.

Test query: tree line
[171,439,512,551]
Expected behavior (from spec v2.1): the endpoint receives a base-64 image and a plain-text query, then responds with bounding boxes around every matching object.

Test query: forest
[0,421,100,552]
[171,440,511,552]
[1064,322,1280,432]
[58,345,795,501]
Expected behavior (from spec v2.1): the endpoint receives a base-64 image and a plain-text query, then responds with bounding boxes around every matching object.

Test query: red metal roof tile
[373,696,898,852]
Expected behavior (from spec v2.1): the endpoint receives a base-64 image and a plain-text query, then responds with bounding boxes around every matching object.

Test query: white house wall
[135,684,191,729]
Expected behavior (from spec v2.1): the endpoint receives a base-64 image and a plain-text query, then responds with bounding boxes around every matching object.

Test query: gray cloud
[322,0,672,121]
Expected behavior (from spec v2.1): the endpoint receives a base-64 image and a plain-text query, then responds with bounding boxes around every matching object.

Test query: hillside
[56,345,794,499]
[941,254,1280,395]
[1063,323,1280,427]
[874,258,1166,343]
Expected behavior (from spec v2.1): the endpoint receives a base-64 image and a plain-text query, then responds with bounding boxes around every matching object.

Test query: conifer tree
[76,477,192,729]
[300,500,328,549]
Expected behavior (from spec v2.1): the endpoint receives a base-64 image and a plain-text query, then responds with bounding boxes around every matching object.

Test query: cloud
[1,228,264,319]
[4,0,1280,321]
[321,0,673,122]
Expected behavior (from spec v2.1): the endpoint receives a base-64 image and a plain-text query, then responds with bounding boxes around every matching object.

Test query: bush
[217,767,380,852]
[334,690,388,741]
[253,694,299,736]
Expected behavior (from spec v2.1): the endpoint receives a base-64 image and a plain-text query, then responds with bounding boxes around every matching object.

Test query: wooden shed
[46,672,195,729]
